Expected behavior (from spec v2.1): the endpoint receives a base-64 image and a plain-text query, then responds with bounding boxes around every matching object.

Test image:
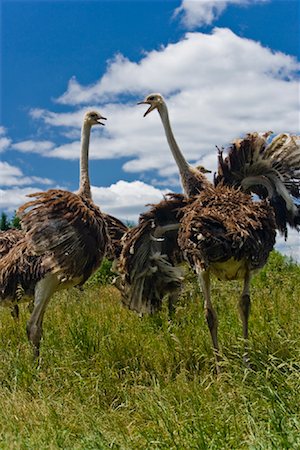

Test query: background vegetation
[0,211,21,231]
[0,251,299,449]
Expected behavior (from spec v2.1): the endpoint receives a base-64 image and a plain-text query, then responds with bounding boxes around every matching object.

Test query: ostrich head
[195,165,211,174]
[138,93,164,117]
[84,110,107,126]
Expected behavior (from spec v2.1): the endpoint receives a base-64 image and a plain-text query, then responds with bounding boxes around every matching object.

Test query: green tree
[125,220,136,228]
[0,212,10,231]
[10,211,21,229]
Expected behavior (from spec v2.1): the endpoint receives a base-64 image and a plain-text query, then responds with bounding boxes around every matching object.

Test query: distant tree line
[0,211,21,231]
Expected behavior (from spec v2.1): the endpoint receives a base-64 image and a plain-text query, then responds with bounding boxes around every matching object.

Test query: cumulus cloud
[0,126,12,152]
[11,140,55,154]
[0,161,53,187]
[30,108,87,128]
[276,228,300,262]
[0,180,168,224]
[56,28,299,106]
[0,137,11,153]
[0,187,42,212]
[25,28,298,180]
[174,0,269,29]
[92,180,168,222]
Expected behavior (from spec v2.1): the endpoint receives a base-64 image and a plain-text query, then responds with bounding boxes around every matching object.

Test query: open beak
[137,101,156,117]
[97,117,107,126]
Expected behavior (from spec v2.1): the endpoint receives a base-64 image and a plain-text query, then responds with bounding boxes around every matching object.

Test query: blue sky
[0,0,299,259]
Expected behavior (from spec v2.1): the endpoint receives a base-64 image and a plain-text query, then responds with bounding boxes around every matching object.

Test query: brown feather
[118,194,187,313]
[103,213,128,260]
[0,239,47,303]
[18,189,109,284]
[214,132,300,235]
[0,229,24,258]
[178,185,276,275]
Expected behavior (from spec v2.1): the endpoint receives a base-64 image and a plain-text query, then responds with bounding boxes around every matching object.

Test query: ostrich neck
[78,122,92,198]
[158,104,190,176]
[158,103,208,197]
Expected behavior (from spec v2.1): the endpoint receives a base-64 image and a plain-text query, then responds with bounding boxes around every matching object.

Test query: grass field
[0,251,299,449]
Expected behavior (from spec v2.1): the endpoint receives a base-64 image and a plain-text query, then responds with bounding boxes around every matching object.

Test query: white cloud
[0,187,42,212]
[276,228,300,263]
[92,180,168,222]
[27,29,299,180]
[55,28,299,105]
[0,180,168,224]
[11,140,55,154]
[29,108,87,128]
[0,137,11,152]
[0,127,12,152]
[174,0,268,29]
[0,161,53,187]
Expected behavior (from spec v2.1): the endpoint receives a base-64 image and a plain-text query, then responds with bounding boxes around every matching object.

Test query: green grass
[0,251,299,449]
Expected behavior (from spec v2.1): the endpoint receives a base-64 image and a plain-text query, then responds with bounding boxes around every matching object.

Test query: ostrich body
[137,93,300,372]
[119,193,187,314]
[0,111,109,357]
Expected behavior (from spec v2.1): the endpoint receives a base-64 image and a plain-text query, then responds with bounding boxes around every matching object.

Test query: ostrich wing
[18,189,108,284]
[214,132,300,234]
[118,194,187,314]
[0,229,24,258]
[103,214,128,260]
[0,239,46,301]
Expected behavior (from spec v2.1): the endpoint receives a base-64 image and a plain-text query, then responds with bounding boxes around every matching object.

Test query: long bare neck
[158,103,190,175]
[157,102,208,197]
[78,121,92,198]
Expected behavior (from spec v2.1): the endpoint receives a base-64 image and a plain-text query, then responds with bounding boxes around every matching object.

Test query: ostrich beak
[97,117,107,126]
[137,101,156,117]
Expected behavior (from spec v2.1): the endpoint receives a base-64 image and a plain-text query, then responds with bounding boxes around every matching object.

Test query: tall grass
[0,251,299,449]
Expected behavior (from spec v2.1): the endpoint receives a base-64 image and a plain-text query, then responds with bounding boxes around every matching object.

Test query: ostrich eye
[148,96,155,101]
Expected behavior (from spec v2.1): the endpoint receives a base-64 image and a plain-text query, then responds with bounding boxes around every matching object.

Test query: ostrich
[135,93,300,372]
[0,111,110,357]
[118,97,212,314]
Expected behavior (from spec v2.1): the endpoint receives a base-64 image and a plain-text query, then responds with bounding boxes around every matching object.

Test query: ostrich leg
[11,304,19,320]
[152,223,181,317]
[27,273,59,358]
[167,287,181,318]
[238,271,252,367]
[197,268,221,374]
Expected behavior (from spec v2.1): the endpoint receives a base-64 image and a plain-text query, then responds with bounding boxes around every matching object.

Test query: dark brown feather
[18,189,109,284]
[0,229,24,258]
[0,239,47,302]
[214,132,300,235]
[118,194,187,313]
[103,214,128,260]
[178,185,276,275]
